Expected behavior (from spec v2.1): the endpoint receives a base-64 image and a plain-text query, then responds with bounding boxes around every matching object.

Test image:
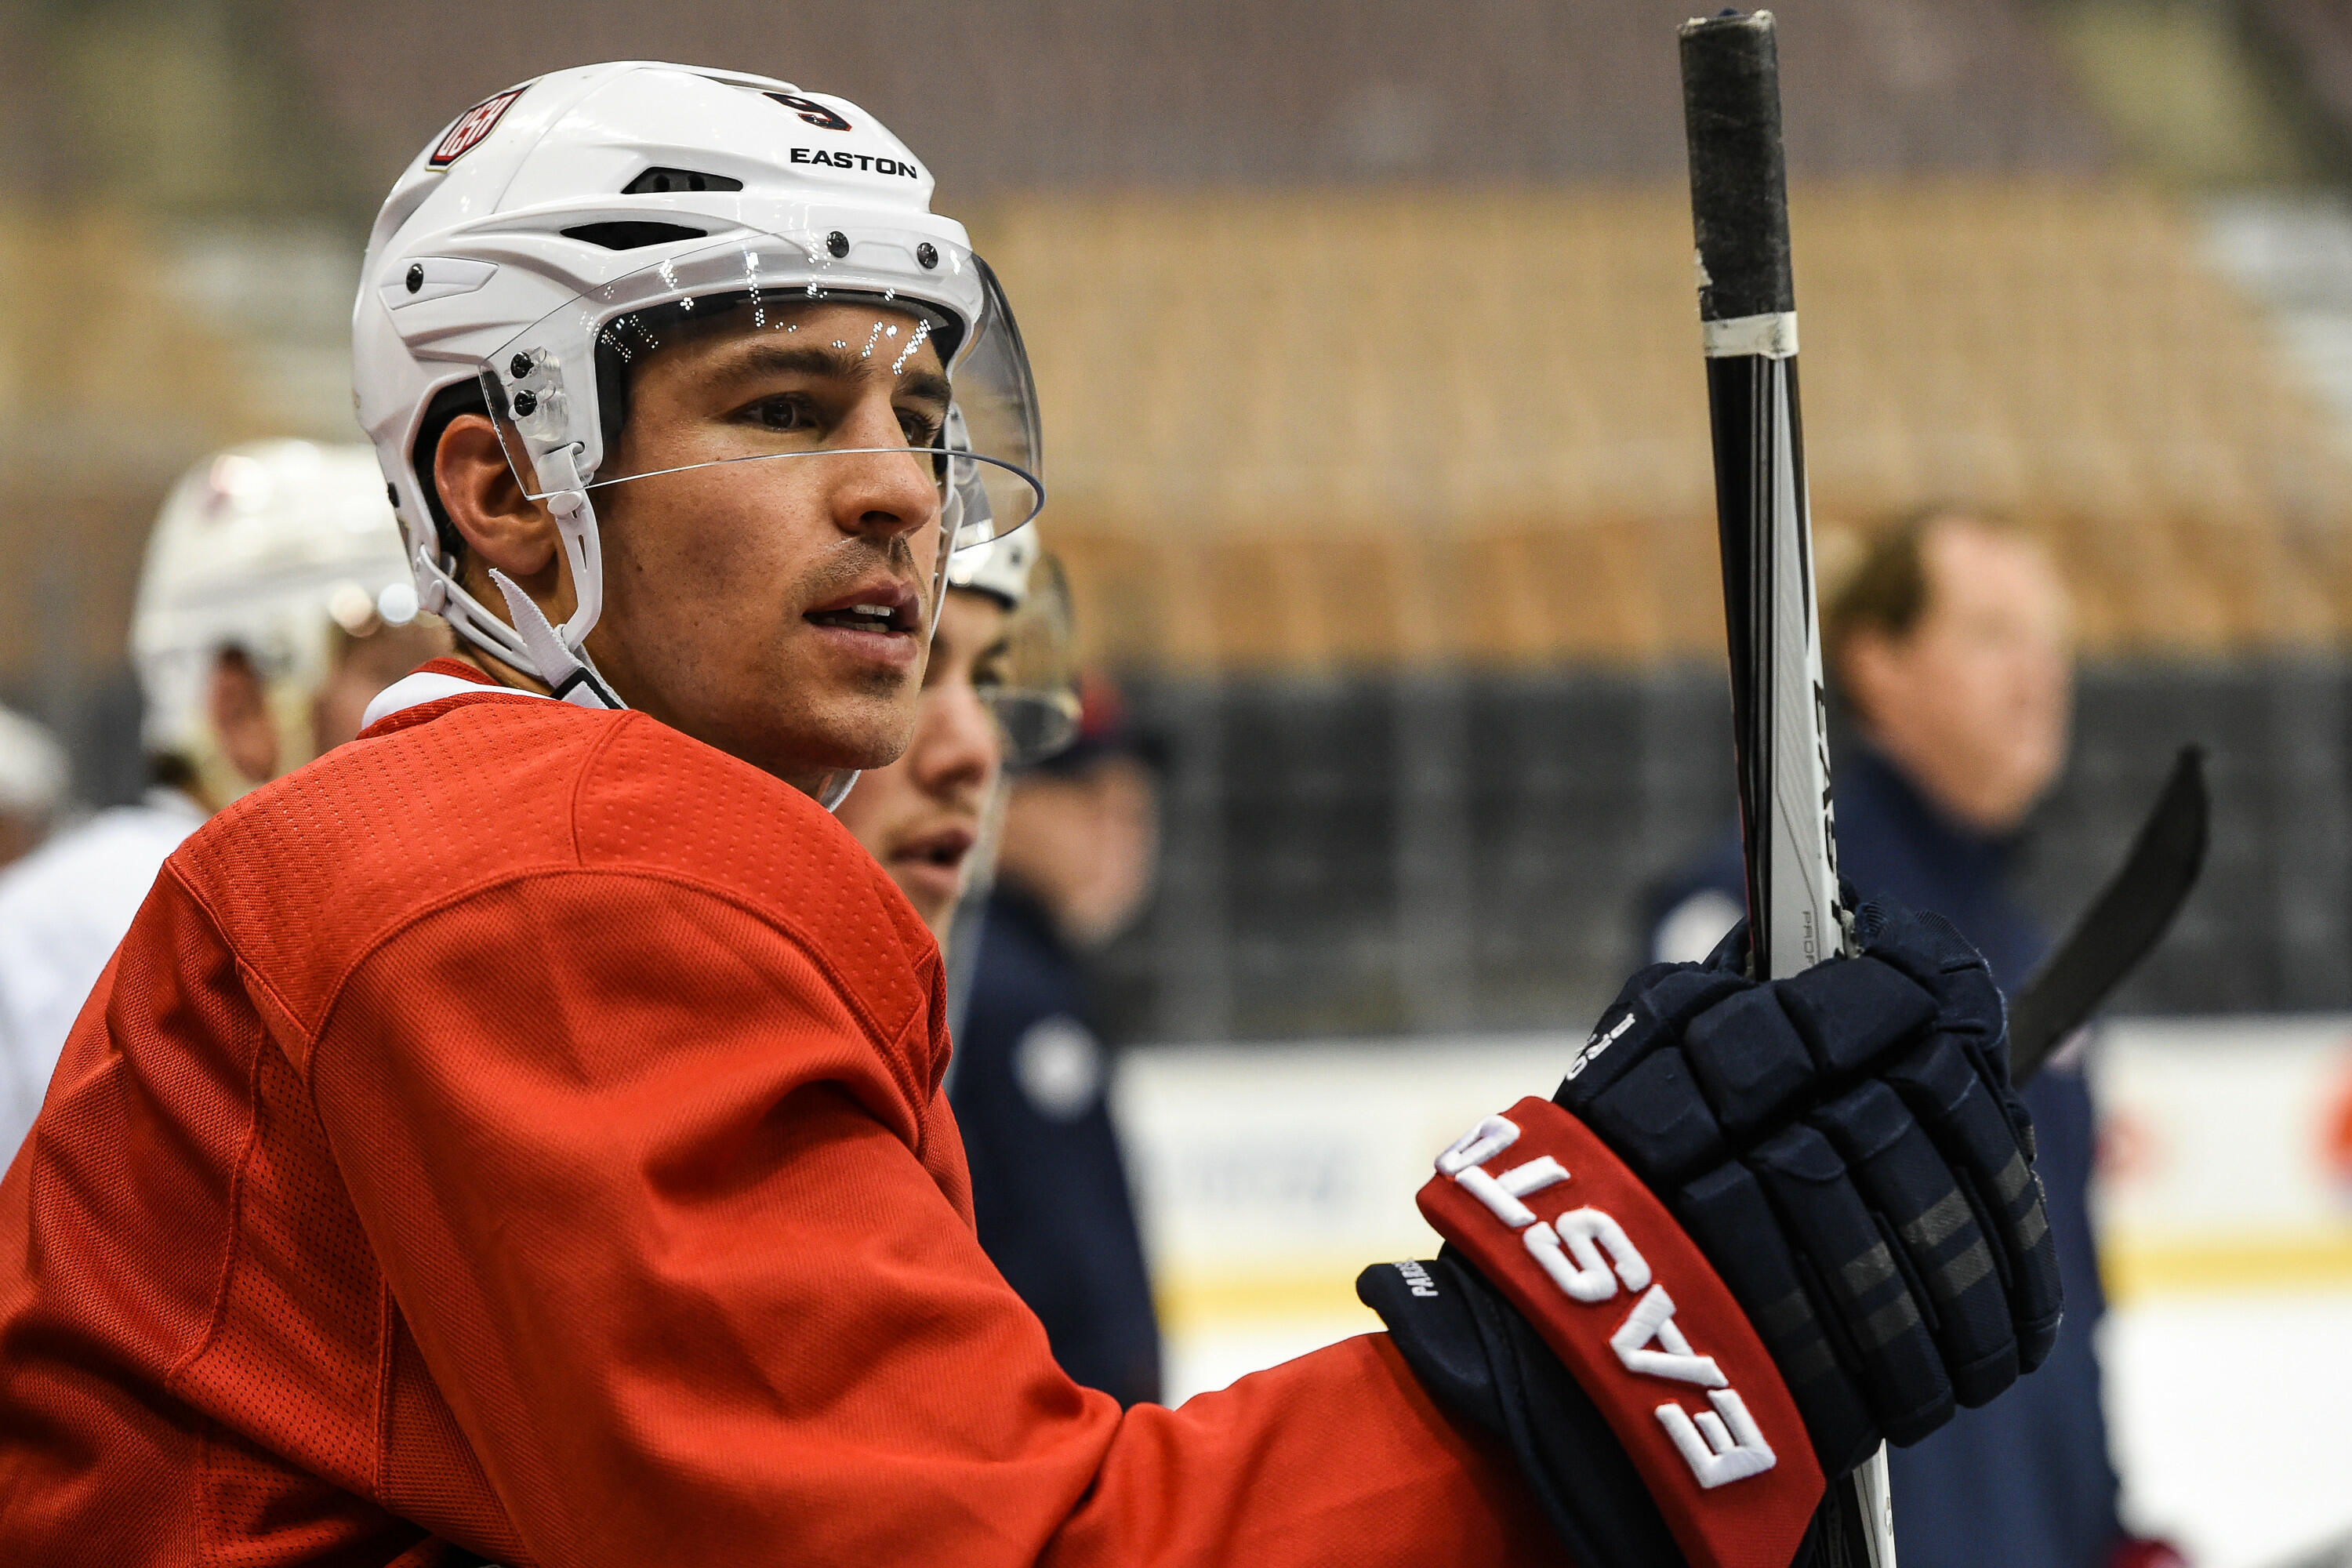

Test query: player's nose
[825,397,940,545]
[914,684,999,798]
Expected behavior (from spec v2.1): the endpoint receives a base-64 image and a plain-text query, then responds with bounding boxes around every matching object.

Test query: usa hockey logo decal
[430,87,527,167]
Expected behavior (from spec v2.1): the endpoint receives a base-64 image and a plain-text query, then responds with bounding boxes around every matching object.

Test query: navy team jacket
[952,889,1163,1408]
[1650,744,2122,1568]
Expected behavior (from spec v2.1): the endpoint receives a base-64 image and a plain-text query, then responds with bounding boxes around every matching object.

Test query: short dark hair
[1823,503,2029,678]
[411,378,489,567]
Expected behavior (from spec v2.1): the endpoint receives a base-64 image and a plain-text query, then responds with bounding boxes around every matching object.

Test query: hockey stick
[1679,13,1892,1567]
[2009,746,2209,1086]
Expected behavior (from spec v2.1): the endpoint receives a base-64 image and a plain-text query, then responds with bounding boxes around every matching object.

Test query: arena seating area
[283,0,2108,190]
[978,181,2352,671]
[9,0,2333,696]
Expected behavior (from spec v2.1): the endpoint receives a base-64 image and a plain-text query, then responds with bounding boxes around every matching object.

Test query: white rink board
[1116,1020,2352,1568]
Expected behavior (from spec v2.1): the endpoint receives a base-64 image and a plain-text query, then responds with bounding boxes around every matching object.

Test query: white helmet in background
[947,527,1080,767]
[133,441,419,807]
[945,521,1038,610]
[0,706,67,824]
[350,61,1044,757]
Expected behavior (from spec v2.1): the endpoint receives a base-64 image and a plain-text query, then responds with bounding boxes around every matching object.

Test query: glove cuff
[1420,1096,1824,1568]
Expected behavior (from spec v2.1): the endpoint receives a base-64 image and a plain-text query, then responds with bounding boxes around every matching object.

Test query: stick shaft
[1704,350,1844,977]
[1682,13,1885,1566]
[1682,10,1846,980]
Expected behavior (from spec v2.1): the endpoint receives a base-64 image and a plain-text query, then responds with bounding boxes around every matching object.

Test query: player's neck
[445,645,554,699]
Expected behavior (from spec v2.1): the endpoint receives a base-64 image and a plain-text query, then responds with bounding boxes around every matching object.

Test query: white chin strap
[417,442,623,713]
[487,567,622,710]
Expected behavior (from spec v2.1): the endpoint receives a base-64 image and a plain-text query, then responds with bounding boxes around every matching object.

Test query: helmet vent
[562,221,709,251]
[622,166,744,195]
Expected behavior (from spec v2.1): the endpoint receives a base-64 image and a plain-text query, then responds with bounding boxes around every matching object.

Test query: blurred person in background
[1649,506,2153,1568]
[842,533,1162,1409]
[0,709,68,872]
[953,671,1163,1406]
[833,527,1062,942]
[0,441,444,1163]
[847,533,1167,1401]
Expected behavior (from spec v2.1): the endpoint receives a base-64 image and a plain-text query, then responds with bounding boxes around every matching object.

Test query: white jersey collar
[361,669,548,733]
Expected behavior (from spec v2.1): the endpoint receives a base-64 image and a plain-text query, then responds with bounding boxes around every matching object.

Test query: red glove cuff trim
[1419,1097,1825,1568]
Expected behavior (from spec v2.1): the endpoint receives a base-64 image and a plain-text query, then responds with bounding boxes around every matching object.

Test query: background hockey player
[0,707,67,872]
[1650,506,2159,1568]
[0,65,2065,1566]
[838,535,1160,1407]
[0,440,439,1163]
[955,672,1164,1406]
[833,524,1072,942]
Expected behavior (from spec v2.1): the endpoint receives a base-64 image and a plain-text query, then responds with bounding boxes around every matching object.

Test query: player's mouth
[804,577,922,669]
[889,823,976,906]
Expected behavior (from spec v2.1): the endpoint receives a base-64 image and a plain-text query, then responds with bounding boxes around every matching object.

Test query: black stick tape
[1679,10,1794,322]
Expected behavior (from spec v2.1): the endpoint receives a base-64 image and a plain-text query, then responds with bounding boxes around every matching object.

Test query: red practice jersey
[0,663,1563,1566]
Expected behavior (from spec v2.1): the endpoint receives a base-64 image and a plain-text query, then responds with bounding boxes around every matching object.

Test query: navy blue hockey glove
[1556,902,2063,1475]
[1360,900,2062,1567]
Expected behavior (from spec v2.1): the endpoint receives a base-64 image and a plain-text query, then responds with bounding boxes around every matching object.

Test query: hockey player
[0,441,440,1162]
[0,67,2064,1567]
[837,539,1160,1408]
[833,525,1068,941]
[954,673,1165,1408]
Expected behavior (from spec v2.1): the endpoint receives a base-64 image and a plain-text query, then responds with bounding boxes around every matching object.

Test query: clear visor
[981,554,1081,766]
[480,234,1044,630]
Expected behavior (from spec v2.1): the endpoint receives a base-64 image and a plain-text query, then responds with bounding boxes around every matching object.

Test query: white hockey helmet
[950,530,1080,766]
[352,62,1043,737]
[0,706,67,823]
[944,521,1038,610]
[132,441,419,804]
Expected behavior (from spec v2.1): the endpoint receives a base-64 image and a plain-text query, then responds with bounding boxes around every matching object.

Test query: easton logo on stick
[430,87,528,167]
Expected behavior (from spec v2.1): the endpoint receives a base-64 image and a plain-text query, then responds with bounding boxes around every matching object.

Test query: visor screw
[405,263,423,294]
[509,353,533,380]
[512,390,539,417]
[916,242,938,269]
[826,230,850,259]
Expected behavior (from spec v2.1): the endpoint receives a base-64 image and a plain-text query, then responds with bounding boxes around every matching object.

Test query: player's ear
[1838,630,1900,731]
[434,414,558,580]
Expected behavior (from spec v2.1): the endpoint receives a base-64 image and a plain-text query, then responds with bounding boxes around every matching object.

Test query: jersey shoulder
[170,695,938,1053]
[568,710,942,1045]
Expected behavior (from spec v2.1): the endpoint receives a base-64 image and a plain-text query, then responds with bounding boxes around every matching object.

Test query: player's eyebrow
[722,341,952,412]
[897,368,953,411]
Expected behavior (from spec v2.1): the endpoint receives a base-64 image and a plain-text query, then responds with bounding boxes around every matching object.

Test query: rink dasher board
[1112,1017,2352,1332]
[2088,1014,2352,1298]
